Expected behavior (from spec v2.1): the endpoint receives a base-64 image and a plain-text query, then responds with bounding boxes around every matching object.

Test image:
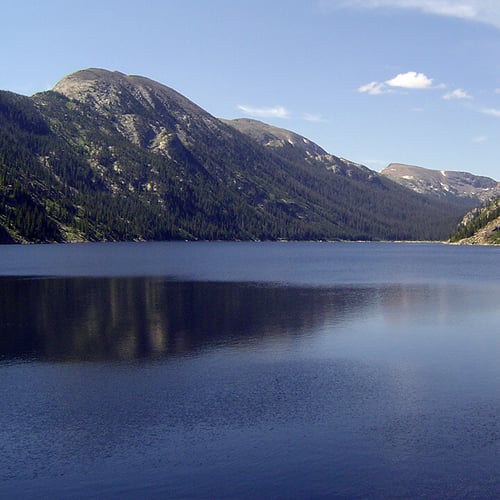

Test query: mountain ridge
[221,118,376,182]
[0,68,480,243]
[381,163,500,204]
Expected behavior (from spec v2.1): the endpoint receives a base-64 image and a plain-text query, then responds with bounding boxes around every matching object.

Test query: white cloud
[328,0,500,29]
[386,71,433,89]
[358,81,391,95]
[237,106,327,122]
[443,88,472,100]
[479,107,500,118]
[237,104,290,119]
[358,71,435,95]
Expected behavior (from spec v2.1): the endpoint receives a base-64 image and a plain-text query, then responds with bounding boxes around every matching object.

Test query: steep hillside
[381,163,500,205]
[222,118,375,181]
[449,198,500,244]
[0,69,472,243]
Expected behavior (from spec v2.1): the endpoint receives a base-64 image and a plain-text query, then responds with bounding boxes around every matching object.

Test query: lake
[0,241,498,498]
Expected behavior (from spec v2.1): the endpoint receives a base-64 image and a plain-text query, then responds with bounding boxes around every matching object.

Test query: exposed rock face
[381,163,500,204]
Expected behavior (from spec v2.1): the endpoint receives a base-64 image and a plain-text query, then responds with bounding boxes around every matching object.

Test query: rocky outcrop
[455,218,500,244]
[449,198,500,245]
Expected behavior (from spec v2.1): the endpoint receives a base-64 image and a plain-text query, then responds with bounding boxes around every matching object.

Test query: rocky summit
[0,68,482,243]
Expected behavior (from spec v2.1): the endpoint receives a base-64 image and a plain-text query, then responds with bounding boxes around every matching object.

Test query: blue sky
[2,0,500,179]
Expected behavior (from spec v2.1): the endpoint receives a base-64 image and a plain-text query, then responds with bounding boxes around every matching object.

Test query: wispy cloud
[472,135,487,143]
[236,105,326,122]
[237,104,290,119]
[302,112,327,122]
[327,1,500,29]
[478,107,500,118]
[358,71,435,95]
[443,88,472,100]
[363,159,389,170]
[358,81,391,95]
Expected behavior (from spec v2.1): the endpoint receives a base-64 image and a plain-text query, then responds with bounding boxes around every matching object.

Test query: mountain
[0,68,475,243]
[449,197,500,245]
[381,163,500,205]
[221,118,375,181]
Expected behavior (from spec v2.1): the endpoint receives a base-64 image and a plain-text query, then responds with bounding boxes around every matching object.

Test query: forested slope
[449,198,500,244]
[0,69,472,243]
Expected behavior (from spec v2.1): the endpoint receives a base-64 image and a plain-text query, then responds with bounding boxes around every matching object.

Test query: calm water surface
[0,242,499,498]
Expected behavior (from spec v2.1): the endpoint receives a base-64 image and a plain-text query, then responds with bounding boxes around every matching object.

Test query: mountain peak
[53,68,127,99]
[52,68,223,151]
[53,68,196,115]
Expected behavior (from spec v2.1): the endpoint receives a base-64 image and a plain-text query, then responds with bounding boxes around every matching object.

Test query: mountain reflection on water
[1,277,383,361]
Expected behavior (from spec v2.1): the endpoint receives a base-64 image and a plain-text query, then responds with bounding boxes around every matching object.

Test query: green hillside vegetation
[0,69,476,243]
[0,91,174,242]
[449,198,500,244]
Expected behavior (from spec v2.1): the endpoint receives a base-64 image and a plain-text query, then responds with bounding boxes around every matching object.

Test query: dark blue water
[0,242,499,498]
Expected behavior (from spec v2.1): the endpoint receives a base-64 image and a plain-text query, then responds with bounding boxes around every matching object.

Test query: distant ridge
[381,163,500,204]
